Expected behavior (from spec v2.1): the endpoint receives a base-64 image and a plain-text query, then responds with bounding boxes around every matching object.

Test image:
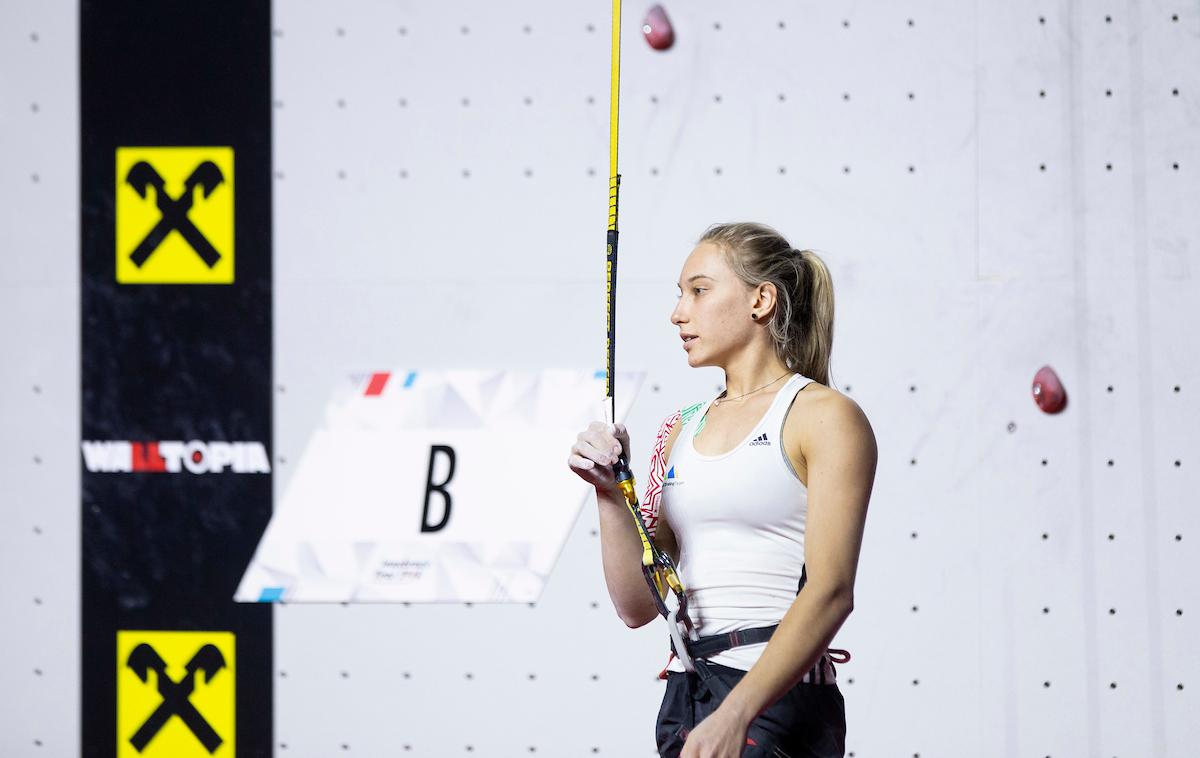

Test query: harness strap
[669,624,780,659]
[657,623,853,682]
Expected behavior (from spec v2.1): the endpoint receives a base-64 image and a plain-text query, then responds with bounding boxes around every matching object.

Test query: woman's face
[670,241,759,368]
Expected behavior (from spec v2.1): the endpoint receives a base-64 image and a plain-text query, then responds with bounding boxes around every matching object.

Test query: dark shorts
[655,659,846,758]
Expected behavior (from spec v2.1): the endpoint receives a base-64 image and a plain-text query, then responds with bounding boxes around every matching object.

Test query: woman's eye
[693,288,704,295]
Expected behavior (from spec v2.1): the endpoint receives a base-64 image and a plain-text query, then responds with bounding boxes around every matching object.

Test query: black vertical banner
[81,2,272,757]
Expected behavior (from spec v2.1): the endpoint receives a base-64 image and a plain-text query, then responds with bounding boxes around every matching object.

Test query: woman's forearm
[595,486,661,627]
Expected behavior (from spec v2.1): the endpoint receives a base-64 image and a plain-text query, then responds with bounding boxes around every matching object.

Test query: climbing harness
[655,559,852,682]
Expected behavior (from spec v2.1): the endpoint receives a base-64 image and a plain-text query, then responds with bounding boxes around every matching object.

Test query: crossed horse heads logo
[125,642,227,753]
[125,160,226,268]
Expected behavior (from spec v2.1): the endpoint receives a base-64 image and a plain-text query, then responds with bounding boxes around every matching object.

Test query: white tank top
[660,372,819,674]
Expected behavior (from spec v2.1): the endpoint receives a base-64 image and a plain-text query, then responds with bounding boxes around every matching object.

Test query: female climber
[568,221,877,758]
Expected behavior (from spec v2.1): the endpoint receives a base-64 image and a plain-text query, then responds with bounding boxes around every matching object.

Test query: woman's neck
[720,358,792,402]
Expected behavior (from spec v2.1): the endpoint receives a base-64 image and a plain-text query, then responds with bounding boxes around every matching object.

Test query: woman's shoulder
[788,380,868,421]
[801,381,869,417]
[795,377,836,401]
[783,381,873,455]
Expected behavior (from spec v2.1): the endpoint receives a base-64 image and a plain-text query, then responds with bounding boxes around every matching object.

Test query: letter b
[421,445,456,532]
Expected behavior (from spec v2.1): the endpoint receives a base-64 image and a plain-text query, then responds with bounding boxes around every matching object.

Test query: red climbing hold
[642,4,675,51]
[1032,365,1068,413]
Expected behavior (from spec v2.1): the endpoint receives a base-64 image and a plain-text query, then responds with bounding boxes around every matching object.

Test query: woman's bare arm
[598,421,682,628]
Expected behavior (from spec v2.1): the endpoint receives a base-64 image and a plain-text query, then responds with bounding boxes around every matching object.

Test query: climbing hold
[1032,365,1067,413]
[642,4,675,51]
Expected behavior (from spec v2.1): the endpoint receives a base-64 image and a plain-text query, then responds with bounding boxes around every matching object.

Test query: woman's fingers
[567,452,615,489]
[568,422,629,487]
[594,423,628,459]
[614,422,630,455]
[574,434,618,464]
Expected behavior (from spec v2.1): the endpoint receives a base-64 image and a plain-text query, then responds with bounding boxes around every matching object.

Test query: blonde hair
[697,221,836,388]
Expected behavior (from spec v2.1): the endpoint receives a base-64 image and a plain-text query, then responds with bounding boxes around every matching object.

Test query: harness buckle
[665,594,699,673]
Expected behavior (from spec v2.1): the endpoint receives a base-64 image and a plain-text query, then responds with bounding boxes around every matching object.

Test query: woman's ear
[756,282,777,317]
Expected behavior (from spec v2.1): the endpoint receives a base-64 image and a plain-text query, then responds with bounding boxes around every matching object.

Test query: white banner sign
[236,368,643,603]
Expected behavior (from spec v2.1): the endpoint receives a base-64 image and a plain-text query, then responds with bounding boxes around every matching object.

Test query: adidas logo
[749,433,771,447]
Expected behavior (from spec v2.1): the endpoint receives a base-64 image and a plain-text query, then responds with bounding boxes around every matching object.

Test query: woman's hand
[680,705,752,758]
[567,421,631,493]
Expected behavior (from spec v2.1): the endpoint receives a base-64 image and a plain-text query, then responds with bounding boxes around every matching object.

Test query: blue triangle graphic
[667,466,675,479]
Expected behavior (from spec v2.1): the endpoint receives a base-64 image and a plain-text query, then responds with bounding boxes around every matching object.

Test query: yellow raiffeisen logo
[117,630,235,757]
[115,147,234,284]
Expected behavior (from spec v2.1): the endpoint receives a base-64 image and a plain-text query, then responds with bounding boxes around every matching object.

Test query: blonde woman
[569,222,876,757]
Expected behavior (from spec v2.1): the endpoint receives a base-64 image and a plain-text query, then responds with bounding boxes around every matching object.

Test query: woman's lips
[682,336,698,350]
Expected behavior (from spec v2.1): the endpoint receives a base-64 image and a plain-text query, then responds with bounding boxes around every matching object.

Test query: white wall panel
[268,1,1199,756]
[0,2,80,757]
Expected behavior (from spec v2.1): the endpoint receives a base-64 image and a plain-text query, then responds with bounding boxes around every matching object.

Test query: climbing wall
[268,3,1198,756]
[1,0,1198,756]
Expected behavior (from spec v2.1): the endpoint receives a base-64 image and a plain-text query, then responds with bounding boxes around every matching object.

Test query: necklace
[712,371,791,407]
